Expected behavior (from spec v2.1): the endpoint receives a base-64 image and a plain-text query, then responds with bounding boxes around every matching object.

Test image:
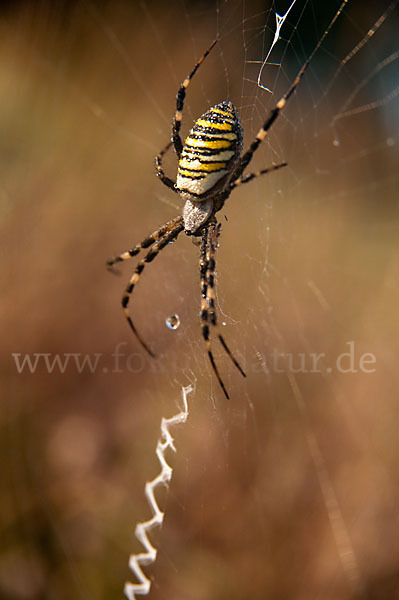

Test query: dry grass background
[1,1,398,599]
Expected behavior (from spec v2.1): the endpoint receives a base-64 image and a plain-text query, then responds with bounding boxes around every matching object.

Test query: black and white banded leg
[200,221,246,399]
[229,162,287,191]
[232,57,312,182]
[116,217,184,357]
[155,141,176,191]
[106,216,182,271]
[172,39,218,157]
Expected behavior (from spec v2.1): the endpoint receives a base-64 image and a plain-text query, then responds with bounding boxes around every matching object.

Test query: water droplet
[166,314,180,330]
[222,321,227,327]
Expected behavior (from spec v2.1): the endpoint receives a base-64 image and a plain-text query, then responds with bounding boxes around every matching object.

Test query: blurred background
[1,1,398,599]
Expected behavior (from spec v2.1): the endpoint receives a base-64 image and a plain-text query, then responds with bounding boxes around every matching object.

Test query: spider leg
[199,225,230,399]
[155,141,176,191]
[229,162,287,191]
[121,217,184,358]
[106,216,182,271]
[173,39,218,158]
[234,58,311,179]
[206,222,246,378]
[200,222,245,399]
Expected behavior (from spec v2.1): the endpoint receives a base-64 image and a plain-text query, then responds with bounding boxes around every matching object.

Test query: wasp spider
[107,40,310,399]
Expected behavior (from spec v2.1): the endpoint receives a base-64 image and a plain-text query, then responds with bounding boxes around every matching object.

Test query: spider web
[1,1,398,599]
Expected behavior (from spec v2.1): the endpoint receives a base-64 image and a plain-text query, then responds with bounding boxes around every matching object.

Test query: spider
[107,39,310,399]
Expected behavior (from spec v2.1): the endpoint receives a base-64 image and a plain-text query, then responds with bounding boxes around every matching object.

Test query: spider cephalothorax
[107,40,310,398]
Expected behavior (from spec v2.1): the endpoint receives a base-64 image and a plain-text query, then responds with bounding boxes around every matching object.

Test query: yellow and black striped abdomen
[176,101,242,198]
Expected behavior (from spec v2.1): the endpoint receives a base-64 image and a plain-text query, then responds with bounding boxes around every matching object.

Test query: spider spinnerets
[107,39,310,398]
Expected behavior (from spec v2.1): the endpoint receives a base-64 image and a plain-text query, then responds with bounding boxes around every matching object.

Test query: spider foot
[106,260,122,276]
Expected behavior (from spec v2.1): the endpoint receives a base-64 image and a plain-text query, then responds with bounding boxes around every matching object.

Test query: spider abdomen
[176,101,242,200]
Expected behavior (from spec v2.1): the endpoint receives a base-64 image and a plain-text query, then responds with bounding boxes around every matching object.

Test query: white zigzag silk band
[124,384,193,599]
